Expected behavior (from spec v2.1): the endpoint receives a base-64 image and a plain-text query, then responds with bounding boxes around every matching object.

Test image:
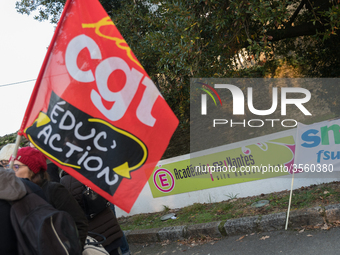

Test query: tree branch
[287,0,305,27]
[267,22,324,41]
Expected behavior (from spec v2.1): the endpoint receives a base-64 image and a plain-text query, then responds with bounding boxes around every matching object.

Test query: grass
[118,181,340,231]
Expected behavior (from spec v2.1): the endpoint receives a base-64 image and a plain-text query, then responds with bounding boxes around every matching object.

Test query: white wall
[116,128,340,217]
[116,173,340,217]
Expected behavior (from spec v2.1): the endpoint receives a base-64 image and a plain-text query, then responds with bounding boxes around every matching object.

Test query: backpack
[82,232,109,255]
[81,186,110,220]
[10,182,82,255]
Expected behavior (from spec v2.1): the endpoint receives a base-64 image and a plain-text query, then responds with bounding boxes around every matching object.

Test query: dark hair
[31,170,50,187]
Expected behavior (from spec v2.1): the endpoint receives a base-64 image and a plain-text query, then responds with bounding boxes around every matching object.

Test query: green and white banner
[294,120,340,172]
[148,131,295,198]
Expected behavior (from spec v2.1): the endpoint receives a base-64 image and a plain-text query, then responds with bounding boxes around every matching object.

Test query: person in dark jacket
[0,166,46,254]
[46,161,61,182]
[12,146,89,248]
[60,172,123,255]
[110,203,131,255]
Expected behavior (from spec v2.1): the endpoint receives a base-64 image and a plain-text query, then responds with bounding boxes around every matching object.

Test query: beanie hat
[14,147,47,174]
[0,143,16,161]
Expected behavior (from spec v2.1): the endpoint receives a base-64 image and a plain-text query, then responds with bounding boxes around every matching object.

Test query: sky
[0,0,55,136]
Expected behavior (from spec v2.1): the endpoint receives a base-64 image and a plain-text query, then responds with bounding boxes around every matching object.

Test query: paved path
[129,227,340,255]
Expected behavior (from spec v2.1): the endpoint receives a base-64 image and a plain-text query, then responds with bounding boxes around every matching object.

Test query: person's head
[12,147,47,186]
[0,143,16,167]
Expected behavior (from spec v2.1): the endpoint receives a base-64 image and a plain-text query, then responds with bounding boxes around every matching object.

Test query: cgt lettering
[65,34,159,127]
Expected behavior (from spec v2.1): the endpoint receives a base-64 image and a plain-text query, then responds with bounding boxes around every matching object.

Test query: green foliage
[0,133,29,148]
[15,0,66,23]
[212,202,233,213]
[110,0,287,125]
[0,134,16,147]
[14,0,340,128]
[225,192,239,200]
[162,205,171,212]
[119,181,340,231]
[181,203,207,214]
[15,0,121,23]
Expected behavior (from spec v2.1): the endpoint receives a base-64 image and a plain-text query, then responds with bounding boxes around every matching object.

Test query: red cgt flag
[19,0,178,213]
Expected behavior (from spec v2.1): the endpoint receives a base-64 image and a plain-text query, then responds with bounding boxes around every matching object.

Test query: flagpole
[9,134,22,169]
[18,0,73,134]
[285,171,295,230]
